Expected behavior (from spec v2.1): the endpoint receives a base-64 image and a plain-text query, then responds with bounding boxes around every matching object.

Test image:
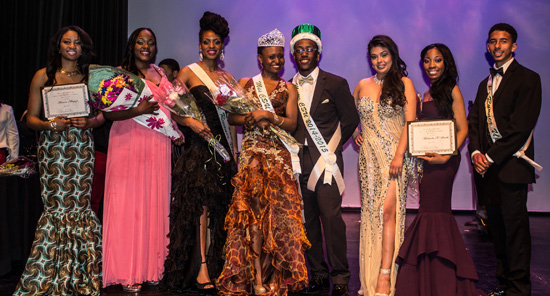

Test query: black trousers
[299,147,350,285]
[483,168,531,296]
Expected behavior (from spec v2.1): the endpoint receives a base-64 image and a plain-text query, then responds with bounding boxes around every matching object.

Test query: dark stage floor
[1,211,549,296]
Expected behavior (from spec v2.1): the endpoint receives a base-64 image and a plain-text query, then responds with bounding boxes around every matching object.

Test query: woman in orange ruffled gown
[216,29,310,296]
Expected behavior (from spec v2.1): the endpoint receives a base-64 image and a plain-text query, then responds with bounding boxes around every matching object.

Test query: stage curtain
[1,0,128,119]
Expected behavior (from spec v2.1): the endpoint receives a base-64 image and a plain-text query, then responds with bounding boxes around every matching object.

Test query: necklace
[59,68,81,77]
[373,74,383,85]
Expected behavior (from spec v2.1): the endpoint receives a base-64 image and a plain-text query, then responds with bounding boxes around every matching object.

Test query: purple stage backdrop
[130,0,550,211]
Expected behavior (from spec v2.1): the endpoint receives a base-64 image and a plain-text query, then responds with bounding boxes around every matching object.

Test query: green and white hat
[290,24,322,54]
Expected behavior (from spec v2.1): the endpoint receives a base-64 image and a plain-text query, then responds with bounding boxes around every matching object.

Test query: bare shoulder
[238,77,251,84]
[31,68,48,86]
[285,81,297,92]
[355,77,375,91]
[401,76,413,85]
[238,77,251,88]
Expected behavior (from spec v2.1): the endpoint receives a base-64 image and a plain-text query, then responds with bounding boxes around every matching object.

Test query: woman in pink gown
[102,27,180,292]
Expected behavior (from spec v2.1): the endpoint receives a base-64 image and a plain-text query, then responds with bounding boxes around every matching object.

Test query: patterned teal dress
[13,127,102,296]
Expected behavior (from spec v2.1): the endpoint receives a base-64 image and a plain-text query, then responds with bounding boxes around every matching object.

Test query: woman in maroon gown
[395,44,479,296]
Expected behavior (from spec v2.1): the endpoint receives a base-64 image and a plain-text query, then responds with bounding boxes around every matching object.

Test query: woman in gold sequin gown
[216,30,309,296]
[352,35,417,296]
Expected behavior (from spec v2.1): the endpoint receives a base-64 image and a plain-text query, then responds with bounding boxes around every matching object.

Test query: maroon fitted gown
[395,100,479,296]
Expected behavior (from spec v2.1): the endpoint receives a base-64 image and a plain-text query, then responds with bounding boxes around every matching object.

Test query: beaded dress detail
[357,97,412,296]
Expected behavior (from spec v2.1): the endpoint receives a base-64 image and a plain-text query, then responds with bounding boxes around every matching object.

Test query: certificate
[41,83,90,119]
[407,119,457,156]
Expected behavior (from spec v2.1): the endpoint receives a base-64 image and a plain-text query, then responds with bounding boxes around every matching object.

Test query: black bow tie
[490,67,504,77]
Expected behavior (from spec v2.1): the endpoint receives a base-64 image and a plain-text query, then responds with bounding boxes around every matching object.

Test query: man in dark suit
[290,24,359,296]
[469,23,542,296]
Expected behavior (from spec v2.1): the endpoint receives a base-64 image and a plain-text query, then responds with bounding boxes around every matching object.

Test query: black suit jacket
[468,59,541,184]
[293,69,359,176]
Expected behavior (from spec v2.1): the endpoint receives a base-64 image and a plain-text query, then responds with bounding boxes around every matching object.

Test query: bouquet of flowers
[208,73,302,173]
[88,65,182,140]
[0,156,36,178]
[161,79,231,162]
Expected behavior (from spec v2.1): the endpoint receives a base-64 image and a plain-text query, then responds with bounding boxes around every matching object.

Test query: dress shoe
[122,284,142,292]
[301,276,329,294]
[331,284,349,296]
[487,288,505,296]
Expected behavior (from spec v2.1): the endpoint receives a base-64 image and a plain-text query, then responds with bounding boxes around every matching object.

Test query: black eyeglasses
[295,47,317,54]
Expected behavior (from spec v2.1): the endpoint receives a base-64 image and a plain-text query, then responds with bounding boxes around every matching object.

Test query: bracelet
[278,116,285,126]
[49,119,57,131]
[273,114,285,126]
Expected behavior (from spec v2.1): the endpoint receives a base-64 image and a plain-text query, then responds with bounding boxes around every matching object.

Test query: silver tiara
[258,29,285,47]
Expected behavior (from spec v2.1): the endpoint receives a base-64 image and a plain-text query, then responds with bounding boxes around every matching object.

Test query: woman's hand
[354,134,363,146]
[50,116,71,131]
[134,96,159,116]
[256,119,271,129]
[172,130,185,146]
[389,154,404,179]
[244,110,271,127]
[186,118,213,139]
[418,152,451,165]
[69,117,89,130]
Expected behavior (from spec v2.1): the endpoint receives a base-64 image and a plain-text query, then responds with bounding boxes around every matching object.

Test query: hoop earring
[199,52,203,61]
[220,51,225,61]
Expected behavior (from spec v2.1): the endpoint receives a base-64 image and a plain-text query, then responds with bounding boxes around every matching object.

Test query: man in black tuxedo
[469,23,542,296]
[290,24,359,296]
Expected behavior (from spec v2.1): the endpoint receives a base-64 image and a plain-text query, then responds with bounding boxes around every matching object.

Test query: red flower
[216,93,227,106]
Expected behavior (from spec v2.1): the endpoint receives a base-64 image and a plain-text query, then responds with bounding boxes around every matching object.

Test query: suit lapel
[493,59,519,103]
[309,70,326,116]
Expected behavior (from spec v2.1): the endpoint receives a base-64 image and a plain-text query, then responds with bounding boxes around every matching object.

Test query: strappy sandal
[122,284,142,292]
[374,268,391,296]
[253,284,267,295]
[196,261,216,294]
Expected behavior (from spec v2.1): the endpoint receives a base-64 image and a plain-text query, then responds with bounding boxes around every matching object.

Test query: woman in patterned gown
[395,44,477,296]
[216,29,309,296]
[13,26,103,296]
[102,27,180,292]
[160,11,237,294]
[352,35,417,296]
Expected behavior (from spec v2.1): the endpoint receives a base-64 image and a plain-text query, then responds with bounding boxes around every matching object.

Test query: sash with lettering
[252,74,301,176]
[485,75,542,171]
[188,63,234,154]
[296,84,345,194]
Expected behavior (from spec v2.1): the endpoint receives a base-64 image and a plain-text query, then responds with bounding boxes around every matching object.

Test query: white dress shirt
[471,57,515,163]
[293,67,319,111]
[0,103,19,161]
[293,67,320,146]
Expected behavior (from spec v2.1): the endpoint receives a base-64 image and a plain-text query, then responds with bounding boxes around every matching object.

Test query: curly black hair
[45,25,95,86]
[199,11,230,42]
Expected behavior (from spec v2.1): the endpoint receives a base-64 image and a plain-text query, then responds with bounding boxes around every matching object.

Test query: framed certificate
[41,83,90,119]
[407,119,457,157]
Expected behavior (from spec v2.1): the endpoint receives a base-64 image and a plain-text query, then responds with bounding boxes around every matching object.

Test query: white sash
[296,85,345,194]
[485,76,542,171]
[252,74,301,175]
[188,63,234,154]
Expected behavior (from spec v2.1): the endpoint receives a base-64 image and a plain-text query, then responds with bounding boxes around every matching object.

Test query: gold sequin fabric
[13,127,102,296]
[357,97,413,296]
[216,79,310,296]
